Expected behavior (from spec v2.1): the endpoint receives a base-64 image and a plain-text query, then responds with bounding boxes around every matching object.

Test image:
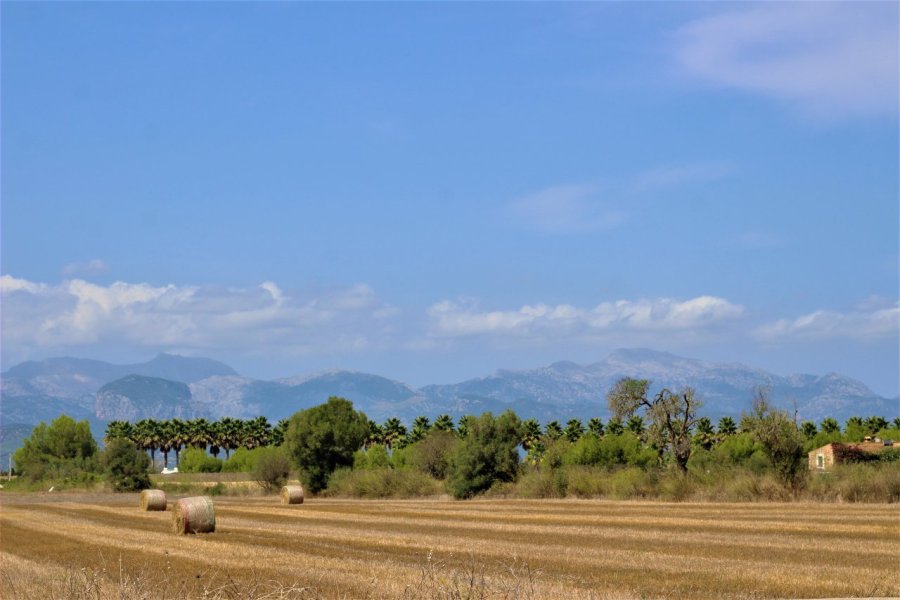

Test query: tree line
[15,377,900,499]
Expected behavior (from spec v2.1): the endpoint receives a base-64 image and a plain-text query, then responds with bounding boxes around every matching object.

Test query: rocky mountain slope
[2,351,895,439]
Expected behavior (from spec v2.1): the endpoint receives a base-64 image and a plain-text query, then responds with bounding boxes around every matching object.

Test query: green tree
[717,416,737,437]
[800,421,818,439]
[103,420,133,444]
[694,417,716,451]
[284,397,369,493]
[865,416,888,435]
[408,416,431,445]
[843,416,867,442]
[820,417,840,434]
[448,411,521,499]
[101,438,151,492]
[433,414,455,432]
[564,419,585,443]
[271,419,290,447]
[626,415,645,438]
[14,415,99,481]
[520,419,542,451]
[244,416,273,449]
[544,420,564,442]
[364,419,383,449]
[406,430,457,479]
[381,417,407,451]
[606,417,624,436]
[607,378,701,472]
[742,390,806,489]
[133,419,161,465]
[587,418,605,437]
[457,415,472,438]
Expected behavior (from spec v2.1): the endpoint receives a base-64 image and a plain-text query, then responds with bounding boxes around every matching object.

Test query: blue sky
[2,2,898,395]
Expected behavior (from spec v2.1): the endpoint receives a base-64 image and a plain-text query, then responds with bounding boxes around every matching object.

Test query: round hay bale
[140,489,167,511]
[172,496,216,534]
[280,485,304,505]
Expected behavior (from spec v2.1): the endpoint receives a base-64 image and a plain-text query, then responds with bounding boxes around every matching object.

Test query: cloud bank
[0,275,395,363]
[427,296,745,339]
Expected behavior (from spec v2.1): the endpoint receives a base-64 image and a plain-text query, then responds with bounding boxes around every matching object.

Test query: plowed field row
[1,494,897,599]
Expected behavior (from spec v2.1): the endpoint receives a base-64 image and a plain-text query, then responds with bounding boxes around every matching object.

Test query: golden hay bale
[140,489,167,511]
[172,496,216,534]
[280,485,304,505]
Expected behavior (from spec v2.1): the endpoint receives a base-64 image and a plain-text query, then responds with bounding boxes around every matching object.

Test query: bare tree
[607,378,701,472]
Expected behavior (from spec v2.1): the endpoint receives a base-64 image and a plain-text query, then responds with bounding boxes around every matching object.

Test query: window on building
[816,454,825,469]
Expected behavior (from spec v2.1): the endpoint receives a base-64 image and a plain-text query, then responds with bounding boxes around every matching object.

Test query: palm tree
[587,418,604,438]
[520,418,542,450]
[865,416,888,434]
[364,419,383,449]
[626,415,645,438]
[158,420,174,469]
[844,416,864,435]
[606,417,624,436]
[800,421,818,439]
[693,417,715,450]
[433,414,455,432]
[717,416,737,437]
[133,419,161,466]
[408,416,431,444]
[187,418,212,450]
[169,418,189,467]
[544,420,563,441]
[893,417,900,430]
[218,417,243,459]
[271,418,290,446]
[381,417,407,451]
[564,419,584,443]
[456,416,471,438]
[104,420,133,444]
[820,417,840,434]
[244,416,272,449]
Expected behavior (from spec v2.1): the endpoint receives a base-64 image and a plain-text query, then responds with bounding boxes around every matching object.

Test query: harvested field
[0,493,897,599]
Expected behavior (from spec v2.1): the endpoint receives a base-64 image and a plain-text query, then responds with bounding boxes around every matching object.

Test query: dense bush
[325,467,443,498]
[101,438,151,492]
[354,444,392,470]
[252,446,292,490]
[179,447,223,473]
[448,411,521,499]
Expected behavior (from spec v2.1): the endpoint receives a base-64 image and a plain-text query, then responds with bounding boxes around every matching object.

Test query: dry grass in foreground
[1,493,897,599]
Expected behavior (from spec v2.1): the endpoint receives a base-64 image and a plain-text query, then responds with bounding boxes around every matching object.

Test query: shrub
[564,434,603,467]
[101,438,151,492]
[222,447,258,472]
[325,467,443,498]
[562,466,606,498]
[179,447,223,473]
[407,431,457,479]
[354,444,391,470]
[606,467,654,500]
[252,446,291,490]
[448,411,521,499]
[514,468,567,498]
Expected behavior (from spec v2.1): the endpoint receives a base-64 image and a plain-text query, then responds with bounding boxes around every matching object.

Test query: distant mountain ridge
[1,350,896,463]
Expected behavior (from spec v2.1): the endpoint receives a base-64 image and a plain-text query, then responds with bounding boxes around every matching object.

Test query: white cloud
[675,3,899,119]
[0,276,397,363]
[755,304,899,341]
[428,295,744,339]
[507,184,626,234]
[632,163,734,192]
[61,259,110,277]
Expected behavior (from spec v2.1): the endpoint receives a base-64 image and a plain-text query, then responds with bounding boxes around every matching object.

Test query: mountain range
[2,349,896,464]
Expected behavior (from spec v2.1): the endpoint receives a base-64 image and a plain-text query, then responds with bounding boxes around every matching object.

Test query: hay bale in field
[280,485,304,505]
[172,496,216,534]
[140,489,167,511]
